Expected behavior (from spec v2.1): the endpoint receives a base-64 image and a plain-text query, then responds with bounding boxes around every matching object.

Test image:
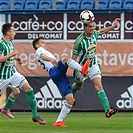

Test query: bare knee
[67,99,74,105]
[92,78,103,91]
[65,94,74,105]
[21,82,31,92]
[10,88,20,98]
[62,55,70,65]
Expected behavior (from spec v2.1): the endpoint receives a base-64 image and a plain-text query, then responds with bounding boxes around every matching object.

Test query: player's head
[32,37,46,50]
[84,21,95,35]
[2,23,16,40]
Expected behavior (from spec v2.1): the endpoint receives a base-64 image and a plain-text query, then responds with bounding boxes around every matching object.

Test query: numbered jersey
[72,30,100,67]
[0,39,17,79]
[36,47,56,72]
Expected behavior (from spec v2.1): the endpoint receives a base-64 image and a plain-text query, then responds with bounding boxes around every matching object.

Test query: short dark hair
[84,24,88,27]
[84,20,95,28]
[32,37,44,50]
[2,23,12,35]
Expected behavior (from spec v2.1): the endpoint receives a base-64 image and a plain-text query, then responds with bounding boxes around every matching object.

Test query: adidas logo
[116,85,133,109]
[35,79,66,109]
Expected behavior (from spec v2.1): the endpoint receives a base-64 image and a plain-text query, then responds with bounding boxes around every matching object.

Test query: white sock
[67,58,81,71]
[56,103,72,122]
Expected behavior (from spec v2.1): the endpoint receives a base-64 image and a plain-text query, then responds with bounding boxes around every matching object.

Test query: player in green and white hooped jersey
[72,17,121,118]
[0,23,46,124]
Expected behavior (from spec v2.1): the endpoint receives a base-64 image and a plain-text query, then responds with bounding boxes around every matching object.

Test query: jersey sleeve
[72,42,82,56]
[94,30,100,38]
[36,47,45,57]
[72,33,84,56]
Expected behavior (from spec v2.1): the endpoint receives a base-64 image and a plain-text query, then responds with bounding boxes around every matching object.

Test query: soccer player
[32,37,89,127]
[72,17,121,118]
[0,23,46,125]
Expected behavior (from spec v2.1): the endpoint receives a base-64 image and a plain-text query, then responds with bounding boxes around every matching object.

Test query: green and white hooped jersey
[0,39,17,79]
[72,30,100,67]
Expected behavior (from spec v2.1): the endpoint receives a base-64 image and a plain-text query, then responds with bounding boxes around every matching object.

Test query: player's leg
[54,93,74,128]
[62,56,90,75]
[5,72,46,124]
[92,77,111,111]
[6,88,20,110]
[52,70,74,127]
[1,88,20,119]
[58,93,74,121]
[0,77,20,119]
[92,77,118,117]
[21,82,46,125]
[90,64,118,118]
[72,69,86,95]
[72,82,83,95]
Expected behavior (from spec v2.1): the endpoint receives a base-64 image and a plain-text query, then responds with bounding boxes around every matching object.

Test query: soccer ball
[80,10,95,24]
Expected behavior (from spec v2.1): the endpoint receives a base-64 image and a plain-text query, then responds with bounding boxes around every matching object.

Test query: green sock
[26,88,38,118]
[97,90,110,113]
[4,96,16,110]
[72,83,78,95]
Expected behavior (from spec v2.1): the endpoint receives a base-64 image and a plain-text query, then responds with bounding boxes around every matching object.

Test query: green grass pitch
[0,112,132,133]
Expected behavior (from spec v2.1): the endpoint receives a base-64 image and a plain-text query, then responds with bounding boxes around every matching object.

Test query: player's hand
[113,18,121,28]
[10,50,19,57]
[52,59,58,67]
[16,57,23,65]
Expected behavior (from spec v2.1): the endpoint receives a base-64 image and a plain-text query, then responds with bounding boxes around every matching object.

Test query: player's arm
[72,41,82,61]
[98,18,121,35]
[40,53,58,66]
[0,50,19,63]
[14,56,22,65]
[72,54,78,61]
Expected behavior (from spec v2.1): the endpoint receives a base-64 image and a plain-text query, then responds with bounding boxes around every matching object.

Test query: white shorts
[73,64,102,83]
[0,72,27,95]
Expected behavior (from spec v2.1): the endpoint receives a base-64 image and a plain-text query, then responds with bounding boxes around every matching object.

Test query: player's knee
[62,55,69,64]
[75,83,83,90]
[66,95,75,105]
[67,98,74,105]
[94,82,103,91]
[25,88,34,95]
[12,88,20,97]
